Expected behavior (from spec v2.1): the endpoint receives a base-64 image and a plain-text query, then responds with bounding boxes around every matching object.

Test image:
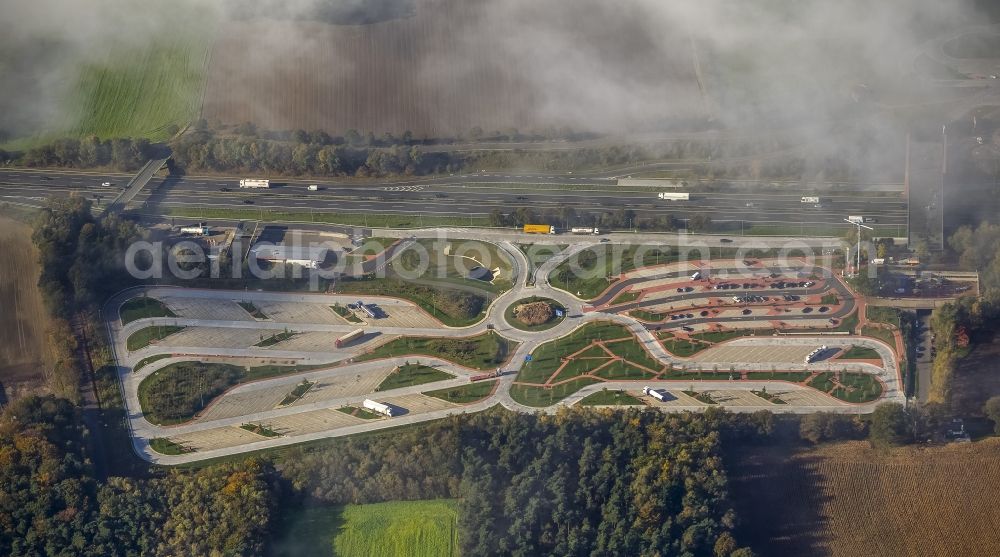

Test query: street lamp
[843,218,874,276]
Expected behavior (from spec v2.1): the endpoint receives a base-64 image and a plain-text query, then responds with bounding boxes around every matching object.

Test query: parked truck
[801,196,820,203]
[658,192,690,201]
[523,224,555,234]
[179,224,210,236]
[643,386,668,402]
[335,328,364,348]
[471,368,503,382]
[240,179,270,189]
[570,227,600,235]
[363,398,394,417]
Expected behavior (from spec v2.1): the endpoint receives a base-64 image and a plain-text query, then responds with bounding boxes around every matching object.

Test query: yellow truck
[523,224,555,234]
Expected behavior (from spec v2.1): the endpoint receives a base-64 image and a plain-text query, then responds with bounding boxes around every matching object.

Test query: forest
[1,396,766,557]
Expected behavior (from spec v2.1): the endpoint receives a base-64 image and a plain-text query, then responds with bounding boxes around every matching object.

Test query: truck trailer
[363,398,394,417]
[240,179,270,189]
[570,227,600,235]
[658,192,690,201]
[523,224,555,234]
[335,328,364,348]
[179,224,210,236]
[801,196,820,203]
[643,386,668,402]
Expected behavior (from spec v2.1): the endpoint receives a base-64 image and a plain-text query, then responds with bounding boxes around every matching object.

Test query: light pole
[843,218,874,276]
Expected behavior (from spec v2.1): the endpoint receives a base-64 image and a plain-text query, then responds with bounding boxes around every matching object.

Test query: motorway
[102,238,903,465]
[0,167,908,230]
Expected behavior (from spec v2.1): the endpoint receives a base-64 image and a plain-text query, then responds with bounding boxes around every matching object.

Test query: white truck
[643,386,668,402]
[691,271,702,280]
[308,184,320,191]
[658,192,690,201]
[570,227,600,235]
[179,225,210,236]
[363,398,394,417]
[801,196,820,204]
[240,179,270,189]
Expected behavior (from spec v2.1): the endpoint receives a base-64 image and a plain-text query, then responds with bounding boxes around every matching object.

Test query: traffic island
[503,296,567,332]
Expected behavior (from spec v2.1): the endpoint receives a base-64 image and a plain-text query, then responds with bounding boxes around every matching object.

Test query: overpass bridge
[102,157,168,215]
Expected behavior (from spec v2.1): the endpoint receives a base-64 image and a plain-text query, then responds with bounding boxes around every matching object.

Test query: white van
[691,271,702,280]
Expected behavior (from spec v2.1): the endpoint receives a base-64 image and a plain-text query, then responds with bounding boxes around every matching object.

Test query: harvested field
[0,218,48,399]
[201,0,700,137]
[728,439,1000,557]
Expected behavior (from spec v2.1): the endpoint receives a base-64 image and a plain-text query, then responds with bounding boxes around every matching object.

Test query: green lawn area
[163,206,490,229]
[132,353,171,372]
[831,373,883,403]
[279,380,314,406]
[375,364,453,391]
[603,338,661,370]
[661,337,709,357]
[335,277,488,327]
[838,345,882,360]
[610,291,641,305]
[137,362,245,425]
[516,322,640,384]
[510,377,602,407]
[331,303,363,323]
[578,389,644,406]
[861,325,896,349]
[126,325,184,351]
[807,372,836,393]
[149,438,189,455]
[683,390,718,404]
[240,423,281,438]
[866,306,903,328]
[119,297,176,324]
[359,332,516,371]
[593,361,655,380]
[255,331,295,347]
[503,296,566,331]
[337,406,383,420]
[424,380,497,404]
[269,500,460,557]
[820,293,840,305]
[239,301,269,319]
[629,309,666,322]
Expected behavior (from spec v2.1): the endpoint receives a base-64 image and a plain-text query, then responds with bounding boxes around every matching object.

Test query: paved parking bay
[379,393,459,415]
[160,327,272,349]
[692,344,819,364]
[197,384,292,422]
[266,408,367,435]
[290,367,396,406]
[168,426,265,452]
[162,297,256,322]
[254,301,345,325]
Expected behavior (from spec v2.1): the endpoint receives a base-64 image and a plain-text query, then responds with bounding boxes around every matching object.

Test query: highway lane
[0,167,909,228]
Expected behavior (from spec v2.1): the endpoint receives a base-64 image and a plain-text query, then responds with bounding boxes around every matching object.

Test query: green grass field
[376,364,453,391]
[119,297,176,324]
[578,389,644,406]
[359,332,516,371]
[71,36,211,141]
[510,378,602,407]
[516,321,639,384]
[126,325,184,351]
[423,380,496,404]
[269,500,459,557]
[838,345,882,360]
[132,353,172,372]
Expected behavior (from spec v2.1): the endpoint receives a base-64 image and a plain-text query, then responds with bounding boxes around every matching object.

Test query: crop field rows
[0,219,47,397]
[730,440,1000,557]
[200,0,700,136]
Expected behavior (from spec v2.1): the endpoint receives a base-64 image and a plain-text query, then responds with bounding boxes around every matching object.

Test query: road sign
[555,309,565,317]
[524,354,533,362]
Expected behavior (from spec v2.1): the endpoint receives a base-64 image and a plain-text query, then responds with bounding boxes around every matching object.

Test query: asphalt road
[0,167,908,230]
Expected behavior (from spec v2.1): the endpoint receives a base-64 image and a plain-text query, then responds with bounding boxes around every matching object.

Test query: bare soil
[728,439,1000,556]
[200,0,700,137]
[0,217,48,402]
